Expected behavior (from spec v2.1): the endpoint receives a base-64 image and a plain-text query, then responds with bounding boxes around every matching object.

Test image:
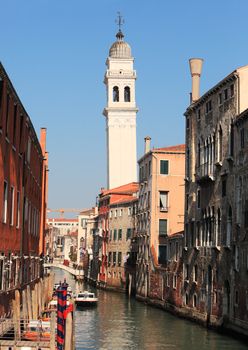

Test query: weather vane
[115,12,124,31]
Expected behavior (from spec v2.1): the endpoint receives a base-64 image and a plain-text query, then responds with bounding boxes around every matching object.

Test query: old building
[183,59,248,334]
[77,207,98,279]
[46,218,78,260]
[107,188,138,291]
[136,138,185,298]
[0,62,48,316]
[90,183,139,287]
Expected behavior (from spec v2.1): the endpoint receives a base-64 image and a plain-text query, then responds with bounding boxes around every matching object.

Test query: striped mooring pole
[57,281,68,350]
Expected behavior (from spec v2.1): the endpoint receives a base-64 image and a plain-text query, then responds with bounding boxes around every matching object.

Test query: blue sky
[1,0,247,212]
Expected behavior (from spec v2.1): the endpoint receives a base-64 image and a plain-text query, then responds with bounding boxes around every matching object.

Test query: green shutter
[159,219,167,235]
[160,160,169,174]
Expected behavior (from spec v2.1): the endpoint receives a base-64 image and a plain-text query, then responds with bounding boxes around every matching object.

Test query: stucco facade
[136,142,185,298]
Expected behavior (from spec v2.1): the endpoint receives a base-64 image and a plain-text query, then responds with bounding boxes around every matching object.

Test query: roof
[47,218,78,223]
[138,144,185,163]
[101,182,139,196]
[154,144,185,153]
[110,196,138,206]
[235,107,248,124]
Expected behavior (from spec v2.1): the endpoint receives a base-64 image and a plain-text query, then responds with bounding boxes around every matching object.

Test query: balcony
[196,163,214,183]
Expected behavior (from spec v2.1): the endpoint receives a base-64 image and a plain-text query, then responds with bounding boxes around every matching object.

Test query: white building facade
[103,29,138,189]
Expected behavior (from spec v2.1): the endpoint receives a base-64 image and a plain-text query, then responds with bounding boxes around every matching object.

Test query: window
[19,115,24,151]
[193,265,198,282]
[160,160,169,175]
[193,294,197,308]
[13,104,17,146]
[218,92,222,105]
[16,191,20,228]
[113,252,116,266]
[3,181,8,223]
[230,84,234,97]
[5,93,10,137]
[118,252,122,266]
[27,137,31,163]
[113,86,119,102]
[218,126,223,162]
[109,230,112,241]
[175,242,179,261]
[158,245,167,264]
[113,229,117,241]
[126,228,132,240]
[108,252,112,266]
[10,187,14,226]
[186,118,189,129]
[124,86,130,102]
[173,274,177,289]
[197,190,201,209]
[186,194,189,211]
[114,210,117,218]
[109,210,112,218]
[118,229,122,240]
[159,219,167,236]
[128,207,132,216]
[206,100,212,113]
[197,109,201,121]
[119,209,123,217]
[222,179,226,197]
[240,128,245,149]
[159,191,168,211]
[148,161,151,176]
[224,88,228,101]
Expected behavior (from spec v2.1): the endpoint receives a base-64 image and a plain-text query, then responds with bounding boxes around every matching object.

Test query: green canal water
[53,268,248,350]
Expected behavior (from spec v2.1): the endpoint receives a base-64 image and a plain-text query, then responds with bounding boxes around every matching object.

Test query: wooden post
[65,312,73,350]
[26,285,33,320]
[50,310,56,350]
[14,290,21,339]
[129,274,132,298]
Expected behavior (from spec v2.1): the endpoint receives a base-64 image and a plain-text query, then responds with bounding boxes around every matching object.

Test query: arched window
[226,206,232,246]
[113,86,119,102]
[124,86,131,102]
[218,125,223,162]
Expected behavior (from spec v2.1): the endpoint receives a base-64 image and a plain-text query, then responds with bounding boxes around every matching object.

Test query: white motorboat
[75,291,98,307]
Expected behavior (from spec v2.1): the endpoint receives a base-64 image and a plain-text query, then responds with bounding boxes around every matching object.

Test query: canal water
[53,268,247,350]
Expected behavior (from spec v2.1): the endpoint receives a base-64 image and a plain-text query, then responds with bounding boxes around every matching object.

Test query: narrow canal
[53,268,247,350]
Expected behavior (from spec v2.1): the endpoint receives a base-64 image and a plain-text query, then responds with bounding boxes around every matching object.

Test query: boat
[75,291,98,307]
[22,320,51,341]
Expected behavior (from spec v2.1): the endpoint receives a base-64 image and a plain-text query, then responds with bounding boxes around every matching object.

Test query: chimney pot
[189,58,203,103]
[144,136,151,154]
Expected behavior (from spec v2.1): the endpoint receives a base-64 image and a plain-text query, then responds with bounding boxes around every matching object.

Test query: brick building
[0,63,48,316]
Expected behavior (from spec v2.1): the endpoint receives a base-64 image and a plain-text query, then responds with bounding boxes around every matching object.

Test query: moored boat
[75,291,98,307]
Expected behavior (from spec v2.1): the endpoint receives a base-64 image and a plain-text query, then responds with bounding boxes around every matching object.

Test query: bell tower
[103,18,138,189]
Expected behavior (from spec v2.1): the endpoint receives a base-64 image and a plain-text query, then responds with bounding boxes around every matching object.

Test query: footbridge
[44,260,84,279]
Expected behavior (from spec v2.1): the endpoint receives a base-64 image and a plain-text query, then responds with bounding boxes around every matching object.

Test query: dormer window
[124,86,130,102]
[113,86,119,102]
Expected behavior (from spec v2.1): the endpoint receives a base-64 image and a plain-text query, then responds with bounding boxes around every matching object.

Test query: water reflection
[53,268,247,350]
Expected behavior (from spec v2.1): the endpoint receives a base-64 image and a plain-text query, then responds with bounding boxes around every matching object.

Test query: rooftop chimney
[189,58,203,103]
[144,136,151,154]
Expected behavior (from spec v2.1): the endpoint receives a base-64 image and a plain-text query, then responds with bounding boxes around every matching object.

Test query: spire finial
[115,12,124,31]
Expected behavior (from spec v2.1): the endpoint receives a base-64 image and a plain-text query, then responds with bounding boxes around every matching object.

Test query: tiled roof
[101,182,139,196]
[154,144,185,153]
[110,196,138,206]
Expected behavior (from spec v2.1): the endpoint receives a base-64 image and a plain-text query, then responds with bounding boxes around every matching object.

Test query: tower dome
[109,30,132,58]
